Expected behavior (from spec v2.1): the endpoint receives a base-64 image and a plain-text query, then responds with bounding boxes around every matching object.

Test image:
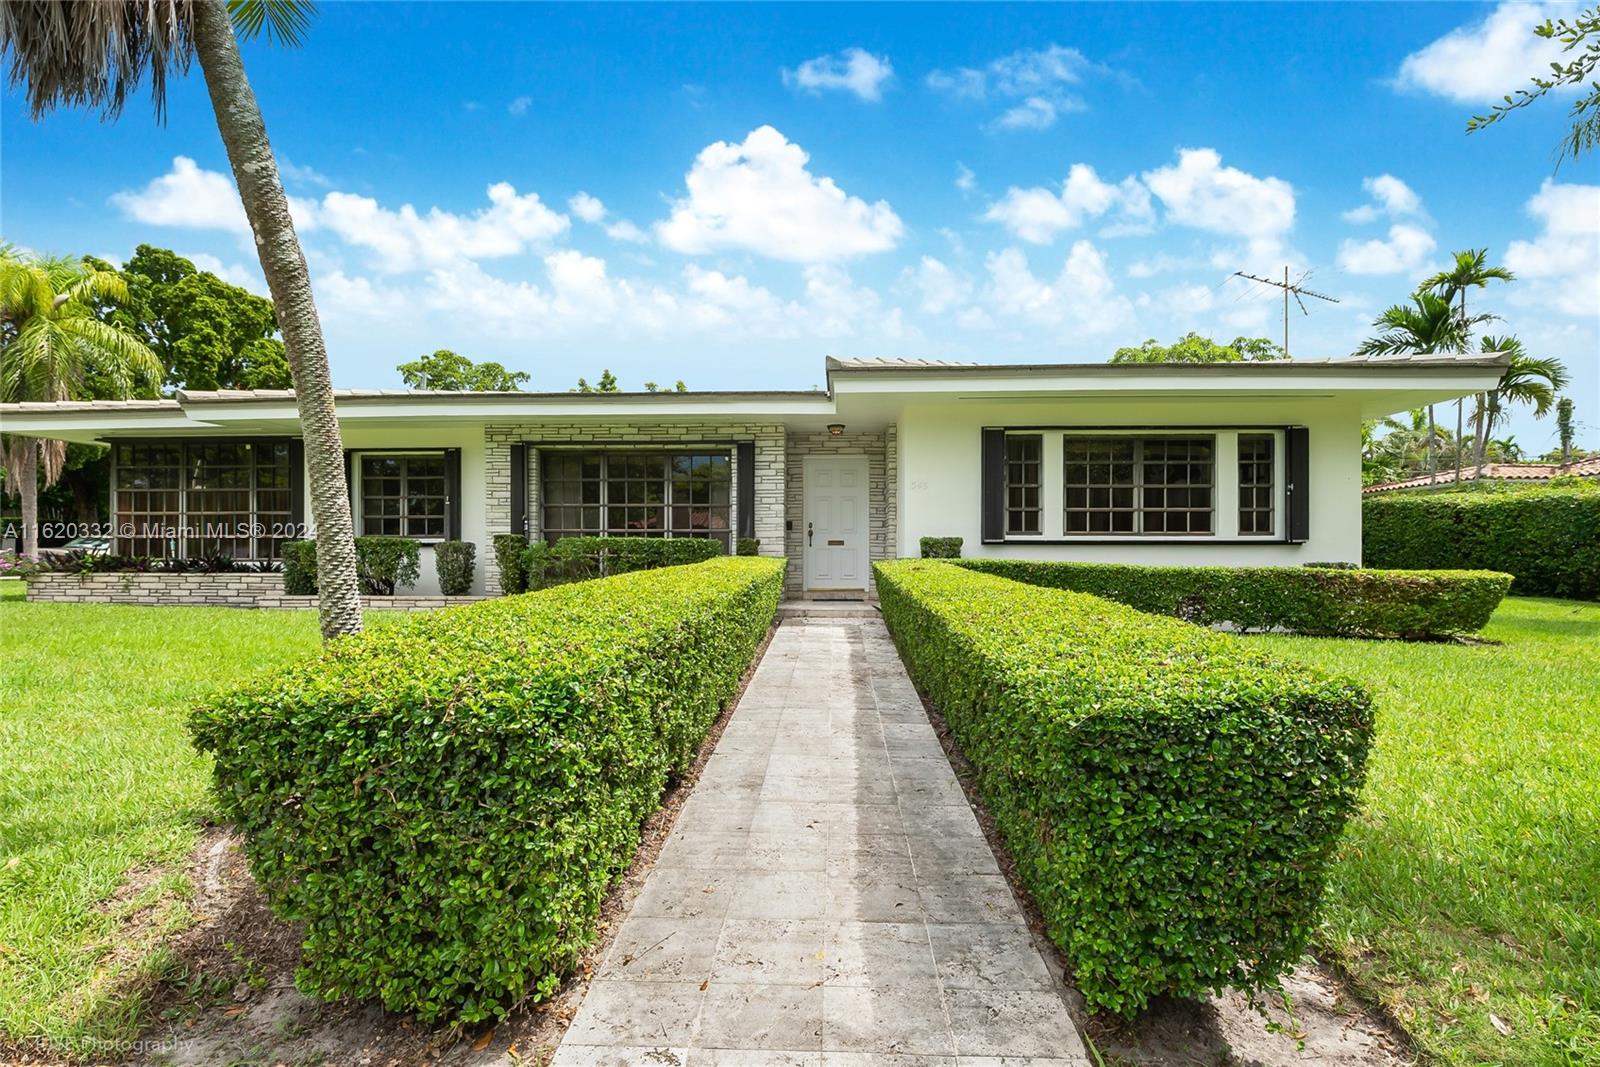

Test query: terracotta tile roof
[1363,455,1600,493]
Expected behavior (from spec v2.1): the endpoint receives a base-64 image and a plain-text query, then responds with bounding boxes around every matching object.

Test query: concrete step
[777,599,880,619]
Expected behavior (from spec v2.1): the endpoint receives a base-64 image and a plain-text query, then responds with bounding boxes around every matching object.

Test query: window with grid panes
[1004,435,1042,534]
[113,440,295,559]
[1063,436,1214,535]
[114,442,184,556]
[1238,434,1275,535]
[359,454,447,539]
[540,450,731,549]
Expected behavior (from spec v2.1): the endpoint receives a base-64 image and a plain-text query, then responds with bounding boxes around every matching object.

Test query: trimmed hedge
[957,559,1511,638]
[492,533,529,594]
[875,560,1372,1016]
[736,537,761,557]
[919,536,963,559]
[279,536,424,596]
[282,540,317,595]
[434,541,476,596]
[522,535,723,589]
[1364,485,1600,600]
[192,557,784,1024]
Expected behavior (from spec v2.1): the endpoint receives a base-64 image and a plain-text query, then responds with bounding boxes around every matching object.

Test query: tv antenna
[1233,267,1339,358]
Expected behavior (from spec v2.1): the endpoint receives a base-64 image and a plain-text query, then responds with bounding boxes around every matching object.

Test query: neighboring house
[0,354,1503,596]
[1364,455,1600,494]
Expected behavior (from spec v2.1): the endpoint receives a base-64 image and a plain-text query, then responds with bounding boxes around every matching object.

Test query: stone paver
[554,617,1088,1067]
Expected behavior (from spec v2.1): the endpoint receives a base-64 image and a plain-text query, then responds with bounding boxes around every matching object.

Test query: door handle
[807,522,813,546]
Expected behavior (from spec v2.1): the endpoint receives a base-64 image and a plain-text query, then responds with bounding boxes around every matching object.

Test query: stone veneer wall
[481,421,788,594]
[784,426,898,596]
[24,572,483,611]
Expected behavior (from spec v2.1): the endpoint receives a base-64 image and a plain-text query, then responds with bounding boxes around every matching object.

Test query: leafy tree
[5,0,364,637]
[88,245,291,391]
[398,349,529,391]
[1468,6,1600,166]
[1110,333,1284,364]
[0,250,161,558]
[575,368,620,393]
[1557,396,1576,464]
[1416,249,1515,472]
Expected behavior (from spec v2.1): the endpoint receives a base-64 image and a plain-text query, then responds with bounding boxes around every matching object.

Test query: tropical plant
[1358,291,1490,479]
[397,349,529,391]
[1557,396,1576,465]
[575,369,620,392]
[0,250,160,559]
[1468,6,1600,166]
[1473,336,1569,463]
[1110,332,1284,363]
[1416,250,1515,472]
[3,0,364,638]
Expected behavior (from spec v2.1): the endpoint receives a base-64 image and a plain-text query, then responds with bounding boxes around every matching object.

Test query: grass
[1256,597,1599,1067]
[0,594,401,1055]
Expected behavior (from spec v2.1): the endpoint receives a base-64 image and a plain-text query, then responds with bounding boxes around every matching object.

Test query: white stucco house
[0,354,1504,597]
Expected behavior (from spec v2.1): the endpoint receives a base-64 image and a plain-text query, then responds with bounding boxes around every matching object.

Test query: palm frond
[227,0,315,46]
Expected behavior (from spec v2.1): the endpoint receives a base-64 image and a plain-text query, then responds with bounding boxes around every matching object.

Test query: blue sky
[3,1,1596,451]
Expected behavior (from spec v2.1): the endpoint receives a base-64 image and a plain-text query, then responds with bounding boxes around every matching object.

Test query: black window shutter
[981,428,1005,544]
[288,439,306,531]
[737,441,755,540]
[509,443,528,539]
[445,448,463,541]
[1286,427,1310,543]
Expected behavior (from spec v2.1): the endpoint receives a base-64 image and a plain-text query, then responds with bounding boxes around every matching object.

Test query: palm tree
[1357,291,1490,483]
[1416,250,1515,473]
[1,250,162,559]
[3,0,362,639]
[1474,336,1569,460]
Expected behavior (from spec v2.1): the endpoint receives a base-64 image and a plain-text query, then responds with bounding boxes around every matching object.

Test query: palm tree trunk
[191,0,361,640]
[1454,400,1464,483]
[18,439,38,560]
[1426,405,1436,483]
[1473,392,1489,469]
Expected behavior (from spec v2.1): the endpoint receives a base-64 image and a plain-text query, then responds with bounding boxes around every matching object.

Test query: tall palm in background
[1475,335,1569,460]
[1,249,161,559]
[1416,250,1515,474]
[2,0,362,638]
[1357,291,1490,482]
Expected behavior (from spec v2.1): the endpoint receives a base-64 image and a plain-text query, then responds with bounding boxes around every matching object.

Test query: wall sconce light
[827,423,845,436]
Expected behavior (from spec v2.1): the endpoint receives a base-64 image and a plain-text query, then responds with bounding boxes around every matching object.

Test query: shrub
[492,533,529,594]
[192,557,784,1025]
[957,559,1511,638]
[354,536,421,596]
[919,536,962,559]
[282,540,318,594]
[874,560,1372,1016]
[736,537,761,557]
[1364,484,1600,599]
[522,535,724,590]
[434,541,476,596]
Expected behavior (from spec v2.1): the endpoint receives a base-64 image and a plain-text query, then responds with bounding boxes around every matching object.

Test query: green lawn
[1256,597,1599,1067]
[0,595,400,1053]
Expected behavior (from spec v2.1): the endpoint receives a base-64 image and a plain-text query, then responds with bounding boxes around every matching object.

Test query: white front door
[803,455,870,591]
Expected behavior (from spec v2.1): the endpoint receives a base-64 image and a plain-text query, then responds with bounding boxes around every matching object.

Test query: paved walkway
[553,616,1088,1066]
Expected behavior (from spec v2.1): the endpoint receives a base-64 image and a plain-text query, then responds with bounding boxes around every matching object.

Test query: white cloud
[1337,223,1438,274]
[983,164,1151,243]
[1142,148,1295,262]
[605,219,649,244]
[111,156,319,235]
[319,181,569,271]
[508,95,533,116]
[317,269,409,320]
[1162,283,1215,315]
[1395,2,1578,103]
[955,163,976,193]
[984,241,1132,333]
[184,252,262,292]
[907,255,973,314]
[1342,174,1424,223]
[568,192,607,223]
[1505,178,1600,316]
[928,44,1106,130]
[278,158,333,188]
[655,125,904,263]
[783,47,894,101]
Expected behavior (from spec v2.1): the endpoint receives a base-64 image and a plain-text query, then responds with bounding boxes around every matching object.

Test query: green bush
[492,533,528,594]
[919,536,963,559]
[433,541,476,596]
[875,560,1372,1016]
[957,559,1511,638]
[1364,484,1600,599]
[522,535,724,590]
[191,557,784,1025]
[281,540,317,595]
[354,536,421,596]
[736,537,761,557]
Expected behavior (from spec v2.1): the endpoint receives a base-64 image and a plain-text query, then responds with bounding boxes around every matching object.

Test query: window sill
[983,537,1295,546]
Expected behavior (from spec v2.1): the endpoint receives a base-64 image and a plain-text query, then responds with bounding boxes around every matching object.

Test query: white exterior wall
[895,396,1364,565]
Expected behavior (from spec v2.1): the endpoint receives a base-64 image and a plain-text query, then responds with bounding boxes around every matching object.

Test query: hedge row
[874,560,1373,1016]
[280,536,424,596]
[1363,484,1600,600]
[192,556,785,1024]
[522,535,723,589]
[957,559,1511,638]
